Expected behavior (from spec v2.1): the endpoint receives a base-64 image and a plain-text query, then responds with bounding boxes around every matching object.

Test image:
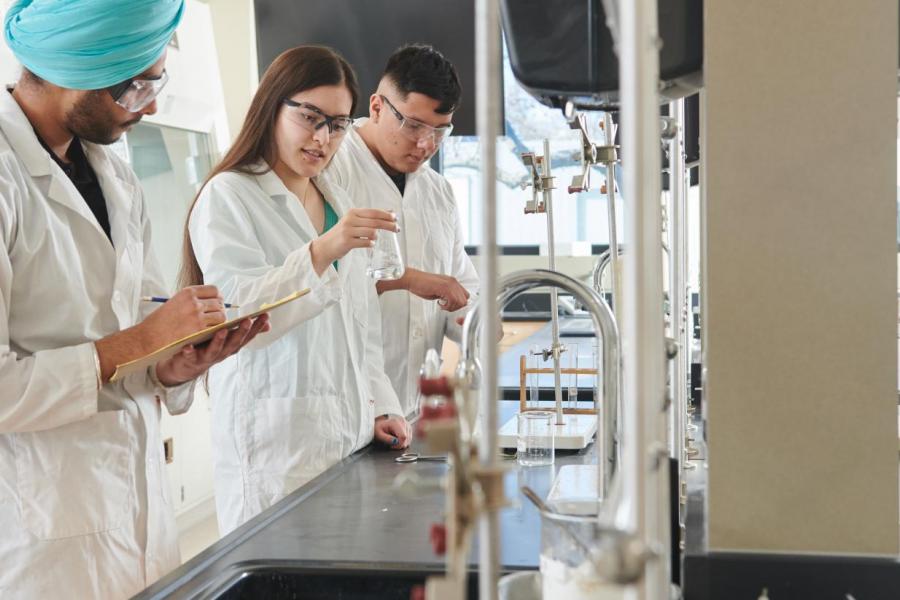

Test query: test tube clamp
[519,152,555,214]
[566,108,620,195]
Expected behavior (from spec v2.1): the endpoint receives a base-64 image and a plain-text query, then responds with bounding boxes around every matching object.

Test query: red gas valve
[416,375,458,438]
[429,522,447,555]
[419,375,452,397]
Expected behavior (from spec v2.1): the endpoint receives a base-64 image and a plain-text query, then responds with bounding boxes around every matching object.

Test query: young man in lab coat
[0,1,268,597]
[323,45,479,416]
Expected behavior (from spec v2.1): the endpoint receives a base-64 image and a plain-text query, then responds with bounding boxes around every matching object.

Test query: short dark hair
[382,44,461,114]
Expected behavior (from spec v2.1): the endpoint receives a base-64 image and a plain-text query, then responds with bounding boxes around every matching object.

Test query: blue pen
[141,296,240,309]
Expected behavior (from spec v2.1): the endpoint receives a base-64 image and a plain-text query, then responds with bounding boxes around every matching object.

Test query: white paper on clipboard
[110,289,310,382]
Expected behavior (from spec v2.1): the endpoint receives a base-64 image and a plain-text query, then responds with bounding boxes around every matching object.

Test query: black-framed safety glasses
[282,99,353,137]
[107,70,169,113]
[379,94,453,143]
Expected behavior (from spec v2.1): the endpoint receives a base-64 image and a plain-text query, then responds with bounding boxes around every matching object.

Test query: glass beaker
[517,410,555,467]
[367,212,404,280]
[540,511,625,600]
[498,571,541,600]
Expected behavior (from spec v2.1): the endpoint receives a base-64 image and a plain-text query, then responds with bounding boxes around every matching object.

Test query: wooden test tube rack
[518,354,599,415]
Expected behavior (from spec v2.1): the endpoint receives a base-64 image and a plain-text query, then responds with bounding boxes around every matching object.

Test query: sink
[196,561,480,600]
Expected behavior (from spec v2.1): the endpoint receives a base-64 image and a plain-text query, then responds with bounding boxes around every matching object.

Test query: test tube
[566,344,578,410]
[529,345,541,409]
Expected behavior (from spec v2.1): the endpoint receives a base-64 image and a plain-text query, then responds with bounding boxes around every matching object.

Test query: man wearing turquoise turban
[0,2,268,598]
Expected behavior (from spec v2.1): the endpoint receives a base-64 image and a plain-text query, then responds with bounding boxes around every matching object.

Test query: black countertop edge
[133,446,379,599]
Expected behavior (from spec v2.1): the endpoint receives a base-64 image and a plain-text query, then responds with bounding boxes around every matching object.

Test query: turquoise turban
[3,0,184,90]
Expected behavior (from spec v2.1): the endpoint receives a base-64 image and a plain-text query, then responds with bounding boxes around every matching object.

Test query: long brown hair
[179,45,359,288]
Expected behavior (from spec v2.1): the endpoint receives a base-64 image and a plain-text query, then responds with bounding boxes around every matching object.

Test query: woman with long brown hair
[183,45,410,534]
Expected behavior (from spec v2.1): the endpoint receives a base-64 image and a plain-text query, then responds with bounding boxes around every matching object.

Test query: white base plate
[497,413,597,450]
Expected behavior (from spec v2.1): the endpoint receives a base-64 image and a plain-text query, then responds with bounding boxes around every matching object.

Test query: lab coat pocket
[249,395,343,497]
[14,410,133,539]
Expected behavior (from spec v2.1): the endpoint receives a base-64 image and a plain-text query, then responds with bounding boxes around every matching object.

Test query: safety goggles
[282,99,353,137]
[107,70,169,113]
[380,95,453,144]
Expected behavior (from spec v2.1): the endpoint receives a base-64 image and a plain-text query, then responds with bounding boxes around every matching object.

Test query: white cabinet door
[179,387,215,510]
[160,388,215,516]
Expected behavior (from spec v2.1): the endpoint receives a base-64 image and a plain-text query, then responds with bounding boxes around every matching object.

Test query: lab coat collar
[0,87,134,246]
[0,87,54,178]
[252,162,356,284]
[252,162,288,199]
[83,141,135,247]
[253,161,347,216]
[349,118,429,185]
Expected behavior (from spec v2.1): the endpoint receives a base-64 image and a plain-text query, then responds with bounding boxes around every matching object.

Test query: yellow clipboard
[110,289,311,382]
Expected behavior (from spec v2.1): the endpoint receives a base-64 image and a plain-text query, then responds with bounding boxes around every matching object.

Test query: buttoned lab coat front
[322,123,480,416]
[189,167,403,535]
[0,90,195,599]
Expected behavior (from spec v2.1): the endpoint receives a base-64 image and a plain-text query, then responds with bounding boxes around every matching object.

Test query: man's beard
[65,91,141,145]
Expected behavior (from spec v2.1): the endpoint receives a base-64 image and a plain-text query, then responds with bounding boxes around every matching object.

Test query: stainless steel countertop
[134,401,597,599]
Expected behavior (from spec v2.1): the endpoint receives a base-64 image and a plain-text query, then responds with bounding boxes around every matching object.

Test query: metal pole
[604,112,621,313]
[543,140,565,425]
[670,99,687,523]
[603,114,622,468]
[620,0,669,598]
[475,0,501,597]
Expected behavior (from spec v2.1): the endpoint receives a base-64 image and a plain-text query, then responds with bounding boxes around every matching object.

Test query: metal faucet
[457,268,621,499]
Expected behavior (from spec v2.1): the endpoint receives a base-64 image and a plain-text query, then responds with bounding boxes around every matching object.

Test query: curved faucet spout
[458,268,620,499]
[592,246,627,298]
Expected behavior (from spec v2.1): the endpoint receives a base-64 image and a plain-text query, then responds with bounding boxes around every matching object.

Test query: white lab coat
[322,122,480,416]
[0,89,195,599]
[189,165,403,535]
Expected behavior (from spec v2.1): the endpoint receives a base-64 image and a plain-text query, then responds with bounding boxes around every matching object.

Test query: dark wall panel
[254,0,479,135]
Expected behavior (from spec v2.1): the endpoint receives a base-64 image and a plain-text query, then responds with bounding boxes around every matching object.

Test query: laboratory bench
[133,401,596,599]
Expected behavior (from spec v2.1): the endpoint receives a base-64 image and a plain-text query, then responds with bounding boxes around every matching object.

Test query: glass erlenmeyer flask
[367,211,405,280]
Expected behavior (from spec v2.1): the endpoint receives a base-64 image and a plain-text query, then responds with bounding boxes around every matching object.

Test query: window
[442,44,616,250]
[117,124,215,290]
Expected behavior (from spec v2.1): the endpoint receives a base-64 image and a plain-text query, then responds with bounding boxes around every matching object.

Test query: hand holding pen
[142,296,240,309]
[97,286,266,385]
[138,287,267,387]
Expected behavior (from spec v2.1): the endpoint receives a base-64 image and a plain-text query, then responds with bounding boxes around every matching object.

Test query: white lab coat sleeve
[190,175,341,350]
[365,283,404,417]
[0,163,98,433]
[133,189,196,415]
[441,183,480,343]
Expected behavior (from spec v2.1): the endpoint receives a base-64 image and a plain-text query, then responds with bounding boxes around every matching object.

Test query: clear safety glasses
[380,94,453,144]
[282,99,353,137]
[107,70,169,113]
